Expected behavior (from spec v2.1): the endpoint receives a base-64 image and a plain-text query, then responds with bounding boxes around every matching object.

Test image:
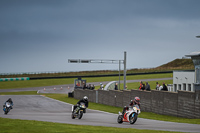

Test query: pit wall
[74,89,200,119]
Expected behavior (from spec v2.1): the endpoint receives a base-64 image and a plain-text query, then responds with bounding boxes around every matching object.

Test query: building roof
[185,51,200,57]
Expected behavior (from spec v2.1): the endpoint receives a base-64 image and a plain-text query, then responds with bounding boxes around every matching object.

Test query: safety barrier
[74,89,200,119]
[0,77,30,82]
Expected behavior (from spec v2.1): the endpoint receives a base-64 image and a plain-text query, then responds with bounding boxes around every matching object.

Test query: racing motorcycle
[117,105,141,124]
[3,102,12,115]
[71,102,86,119]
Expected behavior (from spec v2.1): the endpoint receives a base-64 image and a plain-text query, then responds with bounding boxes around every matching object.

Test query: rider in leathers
[122,97,140,115]
[73,96,88,113]
[3,98,14,109]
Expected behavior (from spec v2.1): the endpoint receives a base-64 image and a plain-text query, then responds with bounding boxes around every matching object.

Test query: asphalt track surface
[1,95,200,132]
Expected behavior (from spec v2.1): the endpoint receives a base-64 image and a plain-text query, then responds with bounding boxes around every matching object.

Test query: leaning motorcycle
[3,102,12,115]
[117,105,141,124]
[71,102,86,119]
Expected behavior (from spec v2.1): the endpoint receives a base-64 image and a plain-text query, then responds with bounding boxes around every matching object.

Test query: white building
[172,51,200,92]
[173,70,195,92]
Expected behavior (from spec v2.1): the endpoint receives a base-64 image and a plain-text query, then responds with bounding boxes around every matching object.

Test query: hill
[124,58,194,74]
[156,58,194,69]
[0,59,194,78]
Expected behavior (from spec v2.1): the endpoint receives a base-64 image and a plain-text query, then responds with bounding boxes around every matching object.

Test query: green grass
[0,78,75,89]
[0,117,181,133]
[0,91,38,95]
[0,73,172,90]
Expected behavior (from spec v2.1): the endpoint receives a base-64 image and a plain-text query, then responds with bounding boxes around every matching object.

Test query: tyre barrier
[0,77,30,82]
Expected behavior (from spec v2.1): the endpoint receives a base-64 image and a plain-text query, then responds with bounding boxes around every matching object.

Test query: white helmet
[83,96,88,101]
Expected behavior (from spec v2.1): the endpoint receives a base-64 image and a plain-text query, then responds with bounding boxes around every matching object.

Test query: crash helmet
[134,97,140,105]
[83,96,88,102]
[8,98,12,102]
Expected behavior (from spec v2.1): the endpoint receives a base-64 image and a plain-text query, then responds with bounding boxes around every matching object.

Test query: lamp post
[124,51,127,90]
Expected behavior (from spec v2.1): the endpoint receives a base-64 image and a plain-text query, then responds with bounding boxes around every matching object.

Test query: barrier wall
[195,90,200,118]
[163,92,178,117]
[73,89,200,118]
[178,91,195,118]
[0,77,30,81]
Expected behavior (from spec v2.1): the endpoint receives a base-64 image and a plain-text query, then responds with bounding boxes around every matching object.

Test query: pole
[196,36,200,38]
[119,60,120,90]
[124,51,126,90]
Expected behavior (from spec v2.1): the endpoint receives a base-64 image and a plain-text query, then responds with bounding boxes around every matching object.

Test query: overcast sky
[0,0,200,73]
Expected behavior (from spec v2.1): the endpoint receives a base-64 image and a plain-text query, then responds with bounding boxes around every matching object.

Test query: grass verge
[0,91,38,95]
[0,117,181,133]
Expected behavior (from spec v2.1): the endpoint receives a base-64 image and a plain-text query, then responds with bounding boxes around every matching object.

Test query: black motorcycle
[3,102,12,115]
[71,102,86,119]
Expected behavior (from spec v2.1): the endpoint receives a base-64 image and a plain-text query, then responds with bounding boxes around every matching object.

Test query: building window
[188,84,191,91]
[178,84,181,91]
[183,83,186,91]
[174,84,177,92]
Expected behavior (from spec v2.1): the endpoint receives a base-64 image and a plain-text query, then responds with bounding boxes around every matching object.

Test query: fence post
[96,90,98,103]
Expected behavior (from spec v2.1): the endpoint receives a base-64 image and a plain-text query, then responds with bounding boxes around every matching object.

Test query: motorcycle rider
[73,96,88,113]
[3,98,13,109]
[122,97,140,116]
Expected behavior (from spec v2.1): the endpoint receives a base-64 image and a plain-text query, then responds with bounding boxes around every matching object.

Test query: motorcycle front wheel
[117,115,123,124]
[4,108,9,115]
[4,111,8,115]
[78,111,83,119]
[130,113,138,124]
[71,113,75,119]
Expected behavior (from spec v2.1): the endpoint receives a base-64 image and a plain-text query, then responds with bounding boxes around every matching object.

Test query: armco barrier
[74,89,200,118]
[0,77,30,82]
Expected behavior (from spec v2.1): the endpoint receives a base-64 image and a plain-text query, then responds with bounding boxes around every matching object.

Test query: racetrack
[1,95,200,132]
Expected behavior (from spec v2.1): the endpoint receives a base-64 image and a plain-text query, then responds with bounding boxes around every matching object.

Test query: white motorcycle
[117,105,141,124]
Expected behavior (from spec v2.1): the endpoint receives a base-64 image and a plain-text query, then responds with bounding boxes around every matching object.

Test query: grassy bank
[0,73,172,90]
[0,58,194,79]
